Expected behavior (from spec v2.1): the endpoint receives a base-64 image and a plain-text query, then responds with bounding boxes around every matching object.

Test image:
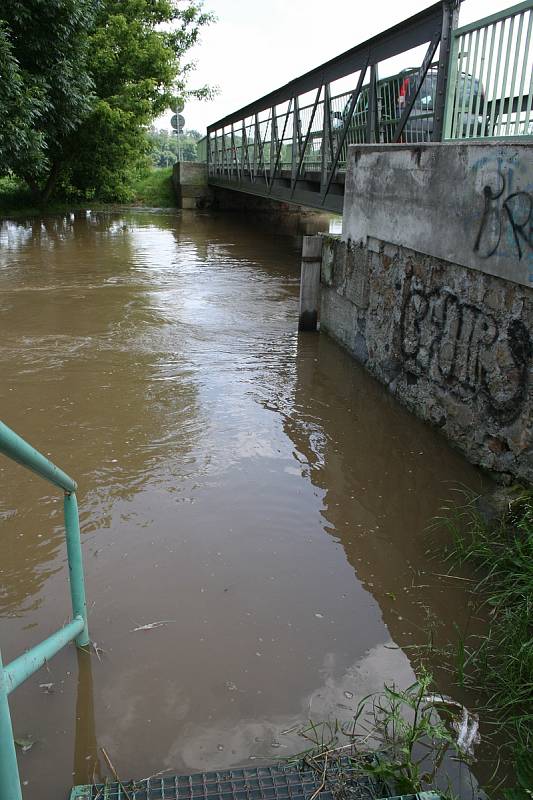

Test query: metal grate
[70,761,393,800]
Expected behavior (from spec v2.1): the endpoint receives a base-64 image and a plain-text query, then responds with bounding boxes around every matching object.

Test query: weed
[131,167,176,207]
[288,669,475,799]
[435,486,533,793]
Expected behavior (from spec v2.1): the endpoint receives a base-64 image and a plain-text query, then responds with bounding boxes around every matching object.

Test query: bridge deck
[208,169,346,214]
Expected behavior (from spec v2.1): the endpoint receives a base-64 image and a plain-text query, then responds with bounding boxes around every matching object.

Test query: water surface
[0,210,487,799]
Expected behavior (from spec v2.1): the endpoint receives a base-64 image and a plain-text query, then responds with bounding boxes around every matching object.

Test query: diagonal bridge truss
[206,1,458,213]
[205,0,533,214]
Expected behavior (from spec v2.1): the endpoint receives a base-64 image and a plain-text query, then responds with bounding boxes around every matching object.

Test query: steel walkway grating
[70,761,401,800]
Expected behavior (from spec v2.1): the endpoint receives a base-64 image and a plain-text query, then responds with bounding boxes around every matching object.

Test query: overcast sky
[165,0,517,135]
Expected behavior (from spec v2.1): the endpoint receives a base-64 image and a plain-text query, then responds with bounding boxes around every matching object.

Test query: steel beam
[208,2,445,133]
[433,1,460,140]
[393,29,442,141]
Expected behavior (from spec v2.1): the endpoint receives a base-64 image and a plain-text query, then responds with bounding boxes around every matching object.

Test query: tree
[0,22,41,171]
[146,128,202,167]
[0,0,213,201]
[0,0,96,196]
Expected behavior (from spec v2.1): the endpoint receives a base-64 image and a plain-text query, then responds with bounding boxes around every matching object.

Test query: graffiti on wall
[400,284,531,424]
[471,158,533,281]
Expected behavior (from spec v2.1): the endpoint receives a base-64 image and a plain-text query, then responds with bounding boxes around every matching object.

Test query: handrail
[0,420,90,800]
[444,0,533,139]
[0,420,77,492]
[205,1,459,213]
[207,1,448,132]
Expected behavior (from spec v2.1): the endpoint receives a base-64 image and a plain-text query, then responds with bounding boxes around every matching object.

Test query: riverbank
[437,487,533,795]
[0,168,177,218]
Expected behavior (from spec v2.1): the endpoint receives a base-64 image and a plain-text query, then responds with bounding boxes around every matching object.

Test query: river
[0,210,489,799]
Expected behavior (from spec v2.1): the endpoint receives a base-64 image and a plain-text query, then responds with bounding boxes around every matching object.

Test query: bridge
[199,0,533,214]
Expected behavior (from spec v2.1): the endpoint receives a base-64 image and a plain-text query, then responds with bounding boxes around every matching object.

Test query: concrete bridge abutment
[172,163,333,235]
[308,142,533,484]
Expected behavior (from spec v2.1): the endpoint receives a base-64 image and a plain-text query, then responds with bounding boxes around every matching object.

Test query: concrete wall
[343,143,533,288]
[320,143,533,483]
[172,165,333,231]
[172,162,211,209]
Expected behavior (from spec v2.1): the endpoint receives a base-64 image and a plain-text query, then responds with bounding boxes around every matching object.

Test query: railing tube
[0,651,23,800]
[3,617,85,694]
[0,421,76,493]
[64,493,90,647]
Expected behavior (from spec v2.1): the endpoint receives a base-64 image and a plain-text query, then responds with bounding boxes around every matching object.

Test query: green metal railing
[197,136,208,163]
[444,0,533,139]
[0,420,90,800]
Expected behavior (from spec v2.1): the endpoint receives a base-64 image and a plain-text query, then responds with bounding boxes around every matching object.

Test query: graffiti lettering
[474,171,533,262]
[399,284,531,424]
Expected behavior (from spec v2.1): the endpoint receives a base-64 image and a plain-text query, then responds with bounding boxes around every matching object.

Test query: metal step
[70,762,441,800]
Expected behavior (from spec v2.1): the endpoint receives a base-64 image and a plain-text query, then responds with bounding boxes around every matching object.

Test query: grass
[0,175,112,218]
[0,168,177,218]
[436,486,533,795]
[130,166,176,207]
[284,670,475,800]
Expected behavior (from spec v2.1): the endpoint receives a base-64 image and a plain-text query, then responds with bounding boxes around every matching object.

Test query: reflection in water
[73,649,101,786]
[0,210,488,799]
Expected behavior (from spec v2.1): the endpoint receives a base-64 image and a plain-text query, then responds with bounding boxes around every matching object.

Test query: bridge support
[172,162,211,209]
[299,236,322,331]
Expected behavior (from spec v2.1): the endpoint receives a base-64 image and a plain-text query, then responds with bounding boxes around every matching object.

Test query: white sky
[163,0,518,134]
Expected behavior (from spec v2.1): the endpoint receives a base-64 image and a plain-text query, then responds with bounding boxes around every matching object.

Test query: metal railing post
[64,492,90,647]
[367,64,379,142]
[320,83,332,194]
[443,26,460,138]
[0,420,92,798]
[0,651,23,800]
[291,96,301,190]
[434,0,460,141]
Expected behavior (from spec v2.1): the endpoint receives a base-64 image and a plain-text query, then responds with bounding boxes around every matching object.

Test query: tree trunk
[23,174,42,200]
[41,162,61,203]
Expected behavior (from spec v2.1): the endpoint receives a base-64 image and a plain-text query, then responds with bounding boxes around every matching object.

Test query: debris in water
[280,724,300,735]
[343,691,354,700]
[423,694,480,757]
[314,613,324,619]
[15,735,36,753]
[101,747,134,800]
[92,641,105,661]
[39,683,54,693]
[131,620,176,632]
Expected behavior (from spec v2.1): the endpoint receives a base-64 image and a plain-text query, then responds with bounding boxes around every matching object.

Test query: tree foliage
[147,128,202,167]
[0,0,213,201]
[0,0,96,195]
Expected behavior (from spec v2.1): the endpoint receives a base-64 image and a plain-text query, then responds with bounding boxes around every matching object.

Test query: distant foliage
[0,0,214,202]
[147,128,202,167]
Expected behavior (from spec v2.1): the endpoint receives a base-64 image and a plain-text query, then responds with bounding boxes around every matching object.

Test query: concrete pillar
[299,235,323,331]
[172,162,211,209]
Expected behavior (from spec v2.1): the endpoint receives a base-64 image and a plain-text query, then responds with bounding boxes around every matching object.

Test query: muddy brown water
[0,210,493,799]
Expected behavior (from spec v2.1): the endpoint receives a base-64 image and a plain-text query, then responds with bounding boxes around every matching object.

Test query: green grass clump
[287,669,473,799]
[439,487,533,780]
[0,175,35,214]
[0,167,177,218]
[130,166,176,207]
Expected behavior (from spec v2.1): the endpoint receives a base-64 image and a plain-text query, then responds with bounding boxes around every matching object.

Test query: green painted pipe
[0,420,77,493]
[0,420,91,798]
[0,651,23,800]
[3,617,85,695]
[64,493,90,647]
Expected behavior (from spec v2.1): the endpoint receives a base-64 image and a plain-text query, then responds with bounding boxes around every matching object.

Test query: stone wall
[319,143,533,484]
